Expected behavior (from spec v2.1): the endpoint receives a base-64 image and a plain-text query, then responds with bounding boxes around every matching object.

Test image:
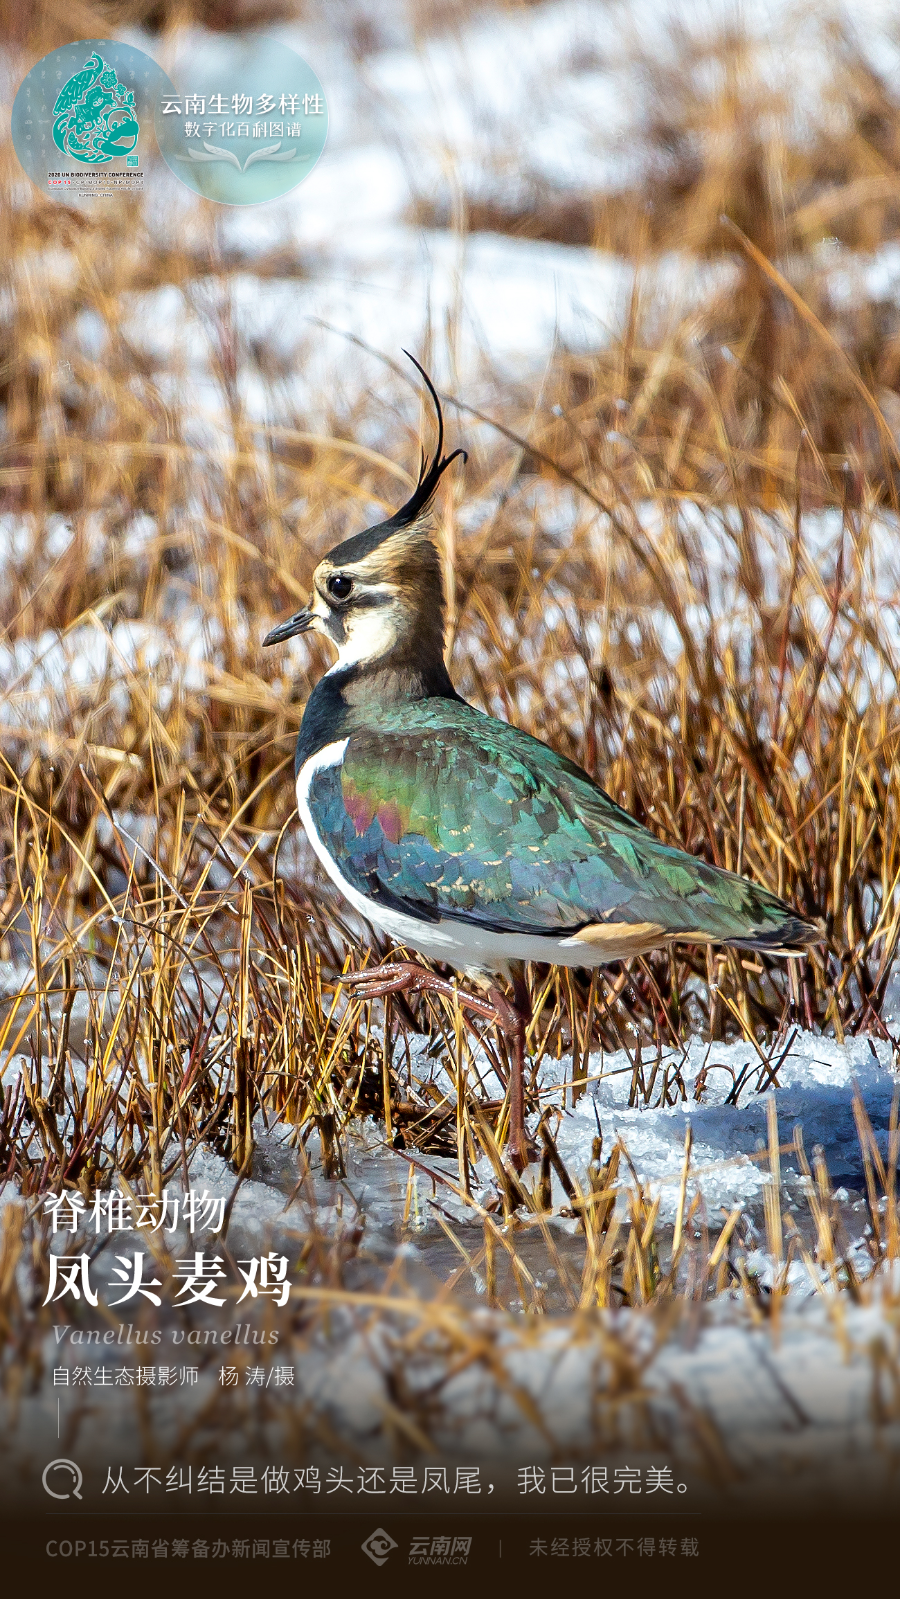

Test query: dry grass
[1,0,900,1388]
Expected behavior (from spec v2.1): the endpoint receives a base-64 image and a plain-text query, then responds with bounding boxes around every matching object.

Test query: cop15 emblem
[10,39,171,199]
[52,52,139,165]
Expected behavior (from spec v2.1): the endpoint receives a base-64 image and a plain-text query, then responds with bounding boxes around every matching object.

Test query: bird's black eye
[327,573,353,600]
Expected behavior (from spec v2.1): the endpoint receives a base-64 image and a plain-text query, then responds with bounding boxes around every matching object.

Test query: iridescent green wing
[306,700,810,946]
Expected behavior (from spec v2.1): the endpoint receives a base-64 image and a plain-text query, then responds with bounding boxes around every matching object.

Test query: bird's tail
[663,861,821,957]
[719,912,821,958]
[655,857,824,953]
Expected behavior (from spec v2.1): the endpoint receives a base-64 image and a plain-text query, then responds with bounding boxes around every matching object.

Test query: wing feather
[305,701,814,949]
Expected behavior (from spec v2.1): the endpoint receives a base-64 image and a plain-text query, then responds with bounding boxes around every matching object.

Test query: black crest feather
[325,353,466,566]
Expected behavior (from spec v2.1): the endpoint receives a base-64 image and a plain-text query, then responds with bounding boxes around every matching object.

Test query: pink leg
[492,967,532,1174]
[339,960,534,1172]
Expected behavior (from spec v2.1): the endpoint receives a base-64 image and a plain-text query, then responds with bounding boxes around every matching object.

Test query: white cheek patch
[326,603,399,673]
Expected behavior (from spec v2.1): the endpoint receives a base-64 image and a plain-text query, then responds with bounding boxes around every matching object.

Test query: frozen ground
[4,1022,900,1509]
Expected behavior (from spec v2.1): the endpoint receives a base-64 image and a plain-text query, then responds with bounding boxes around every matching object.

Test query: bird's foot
[338,960,502,1025]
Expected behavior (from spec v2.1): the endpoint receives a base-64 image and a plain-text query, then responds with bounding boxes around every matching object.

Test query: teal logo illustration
[11,40,170,201]
[52,51,139,165]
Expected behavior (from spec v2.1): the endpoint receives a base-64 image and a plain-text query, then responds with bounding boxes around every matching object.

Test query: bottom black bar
[0,1508,892,1589]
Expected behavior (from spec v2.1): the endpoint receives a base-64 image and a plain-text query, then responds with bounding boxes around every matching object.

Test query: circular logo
[154,34,328,206]
[42,1458,83,1500]
[10,40,174,202]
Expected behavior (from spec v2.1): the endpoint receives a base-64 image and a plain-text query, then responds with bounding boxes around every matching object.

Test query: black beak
[262,607,313,647]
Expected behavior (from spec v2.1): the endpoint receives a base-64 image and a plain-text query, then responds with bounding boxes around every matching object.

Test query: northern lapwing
[264,357,818,1170]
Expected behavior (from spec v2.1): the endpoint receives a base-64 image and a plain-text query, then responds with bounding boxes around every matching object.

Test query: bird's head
[263,356,465,679]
